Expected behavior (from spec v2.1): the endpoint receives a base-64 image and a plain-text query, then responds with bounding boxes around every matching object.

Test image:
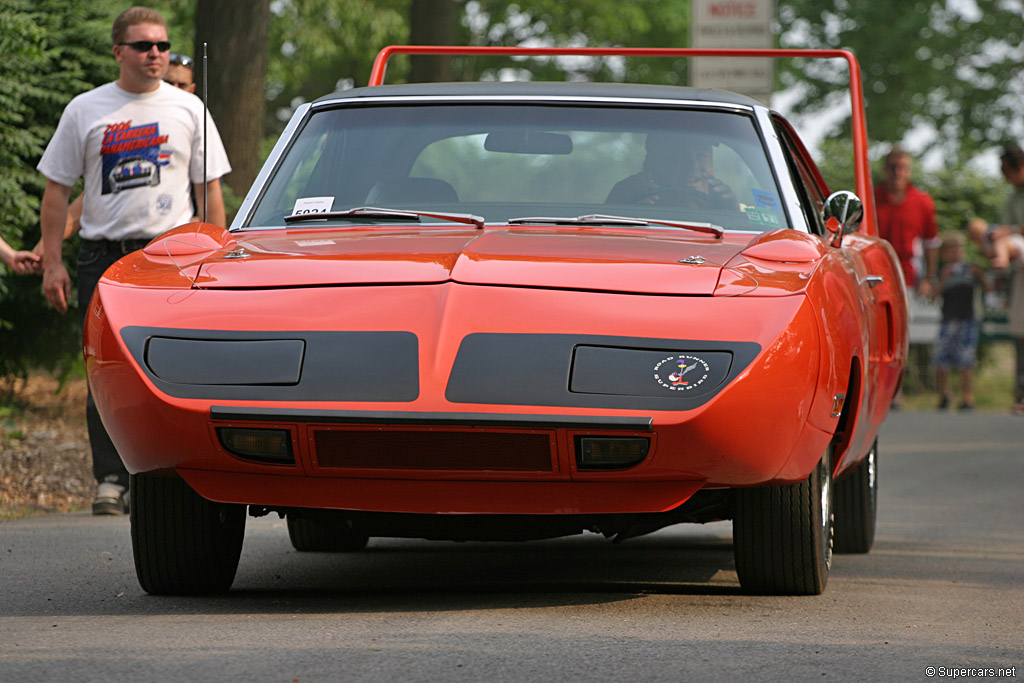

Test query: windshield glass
[246,103,789,232]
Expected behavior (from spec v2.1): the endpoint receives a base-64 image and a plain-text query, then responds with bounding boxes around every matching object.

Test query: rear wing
[369,46,874,236]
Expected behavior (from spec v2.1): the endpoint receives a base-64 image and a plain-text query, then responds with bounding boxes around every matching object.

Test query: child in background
[933,233,991,410]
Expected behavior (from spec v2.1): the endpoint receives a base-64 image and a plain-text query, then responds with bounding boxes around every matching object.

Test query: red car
[85,47,907,595]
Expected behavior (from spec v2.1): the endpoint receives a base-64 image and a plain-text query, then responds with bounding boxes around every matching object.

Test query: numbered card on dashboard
[291,196,334,215]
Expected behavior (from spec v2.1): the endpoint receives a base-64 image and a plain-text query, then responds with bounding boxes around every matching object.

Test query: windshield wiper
[506,213,723,238]
[283,206,484,229]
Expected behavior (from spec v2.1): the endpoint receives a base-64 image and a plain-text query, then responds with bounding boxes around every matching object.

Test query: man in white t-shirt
[37,6,231,515]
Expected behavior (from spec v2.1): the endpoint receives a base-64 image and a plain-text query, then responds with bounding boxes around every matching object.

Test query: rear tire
[833,440,878,553]
[733,446,834,595]
[130,474,246,595]
[287,512,369,552]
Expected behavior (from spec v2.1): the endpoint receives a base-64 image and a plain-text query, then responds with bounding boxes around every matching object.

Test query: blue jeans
[77,239,149,488]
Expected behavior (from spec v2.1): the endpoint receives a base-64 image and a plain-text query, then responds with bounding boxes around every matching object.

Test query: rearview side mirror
[821,191,864,246]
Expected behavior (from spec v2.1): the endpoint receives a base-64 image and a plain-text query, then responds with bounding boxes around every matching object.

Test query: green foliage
[812,137,857,196]
[0,241,84,386]
[149,0,196,54]
[0,1,116,234]
[265,0,408,133]
[776,0,1024,160]
[924,166,1008,235]
[456,0,691,84]
[262,0,693,136]
[0,0,120,381]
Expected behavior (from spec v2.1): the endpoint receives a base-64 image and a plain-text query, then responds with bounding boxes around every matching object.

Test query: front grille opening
[313,428,554,471]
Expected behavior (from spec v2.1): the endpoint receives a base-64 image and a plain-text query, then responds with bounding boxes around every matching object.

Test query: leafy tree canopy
[0,0,122,381]
[262,0,693,133]
[454,0,690,83]
[265,0,408,130]
[777,0,1024,160]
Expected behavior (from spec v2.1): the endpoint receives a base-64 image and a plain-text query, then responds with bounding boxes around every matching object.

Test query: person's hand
[615,172,661,204]
[10,250,41,275]
[990,225,1012,240]
[916,278,935,299]
[43,262,71,314]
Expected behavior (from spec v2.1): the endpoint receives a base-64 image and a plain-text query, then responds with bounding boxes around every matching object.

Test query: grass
[0,505,76,522]
[900,341,1017,412]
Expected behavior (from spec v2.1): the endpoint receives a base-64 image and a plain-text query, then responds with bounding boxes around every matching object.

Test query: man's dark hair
[169,53,194,73]
[111,6,166,45]
[1001,143,1024,172]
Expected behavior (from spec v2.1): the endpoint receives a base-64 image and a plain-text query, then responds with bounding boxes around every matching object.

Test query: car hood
[135,223,826,296]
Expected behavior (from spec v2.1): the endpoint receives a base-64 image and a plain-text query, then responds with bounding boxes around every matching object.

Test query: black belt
[83,238,153,255]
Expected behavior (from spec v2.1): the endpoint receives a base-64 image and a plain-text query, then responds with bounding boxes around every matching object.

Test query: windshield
[246,103,789,232]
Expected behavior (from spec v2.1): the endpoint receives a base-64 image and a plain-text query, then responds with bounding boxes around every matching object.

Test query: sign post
[691,0,776,102]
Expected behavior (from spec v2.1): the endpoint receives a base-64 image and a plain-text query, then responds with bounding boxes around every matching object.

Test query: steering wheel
[634,185,721,211]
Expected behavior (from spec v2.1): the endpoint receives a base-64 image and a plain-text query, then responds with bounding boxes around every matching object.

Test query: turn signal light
[576,436,649,470]
[218,427,294,464]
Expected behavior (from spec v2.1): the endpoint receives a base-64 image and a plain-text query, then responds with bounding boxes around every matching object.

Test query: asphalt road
[1,410,1022,683]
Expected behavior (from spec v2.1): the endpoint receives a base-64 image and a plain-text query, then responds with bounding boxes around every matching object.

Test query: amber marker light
[576,436,650,470]
[218,427,294,464]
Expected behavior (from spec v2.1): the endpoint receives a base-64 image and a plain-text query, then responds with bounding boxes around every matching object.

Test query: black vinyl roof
[312,80,764,108]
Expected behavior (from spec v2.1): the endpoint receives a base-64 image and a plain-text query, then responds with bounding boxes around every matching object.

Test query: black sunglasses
[169,52,194,68]
[119,40,171,53]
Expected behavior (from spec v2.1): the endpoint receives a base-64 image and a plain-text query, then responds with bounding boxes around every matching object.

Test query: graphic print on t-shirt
[100,120,170,195]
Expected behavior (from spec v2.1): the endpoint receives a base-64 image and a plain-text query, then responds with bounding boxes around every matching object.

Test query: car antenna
[202,42,208,223]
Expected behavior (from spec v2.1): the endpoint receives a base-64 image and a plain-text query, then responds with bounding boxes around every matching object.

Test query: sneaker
[938,396,950,410]
[92,482,128,515]
[957,402,974,412]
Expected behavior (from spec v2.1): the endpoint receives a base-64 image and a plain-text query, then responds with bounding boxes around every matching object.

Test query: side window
[775,125,828,236]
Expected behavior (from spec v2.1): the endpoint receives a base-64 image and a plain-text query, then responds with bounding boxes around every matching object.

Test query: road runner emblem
[653,354,711,391]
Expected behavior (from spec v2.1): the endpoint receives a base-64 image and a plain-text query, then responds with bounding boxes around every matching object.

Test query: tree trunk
[194,0,271,204]
[409,0,459,83]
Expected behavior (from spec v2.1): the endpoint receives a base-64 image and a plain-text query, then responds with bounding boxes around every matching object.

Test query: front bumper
[86,281,832,514]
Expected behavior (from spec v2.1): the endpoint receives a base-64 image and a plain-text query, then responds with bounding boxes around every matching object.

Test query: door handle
[862,275,884,288]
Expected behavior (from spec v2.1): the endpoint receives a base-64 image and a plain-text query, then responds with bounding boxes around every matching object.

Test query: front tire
[130,474,246,595]
[733,446,834,595]
[833,440,878,553]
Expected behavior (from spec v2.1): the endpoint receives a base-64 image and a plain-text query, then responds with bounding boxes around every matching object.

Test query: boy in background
[933,233,991,411]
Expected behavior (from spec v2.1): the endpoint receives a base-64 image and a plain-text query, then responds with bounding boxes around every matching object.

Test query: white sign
[691,0,775,101]
[291,196,335,215]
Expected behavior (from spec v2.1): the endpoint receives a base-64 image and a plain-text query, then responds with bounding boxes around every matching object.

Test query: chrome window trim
[230,102,312,231]
[754,105,811,234]
[309,93,756,113]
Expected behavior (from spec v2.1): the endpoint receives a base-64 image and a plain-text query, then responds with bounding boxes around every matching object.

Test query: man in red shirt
[874,147,940,295]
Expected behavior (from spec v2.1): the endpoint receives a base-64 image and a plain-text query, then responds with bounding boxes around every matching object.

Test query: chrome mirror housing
[822,190,864,246]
